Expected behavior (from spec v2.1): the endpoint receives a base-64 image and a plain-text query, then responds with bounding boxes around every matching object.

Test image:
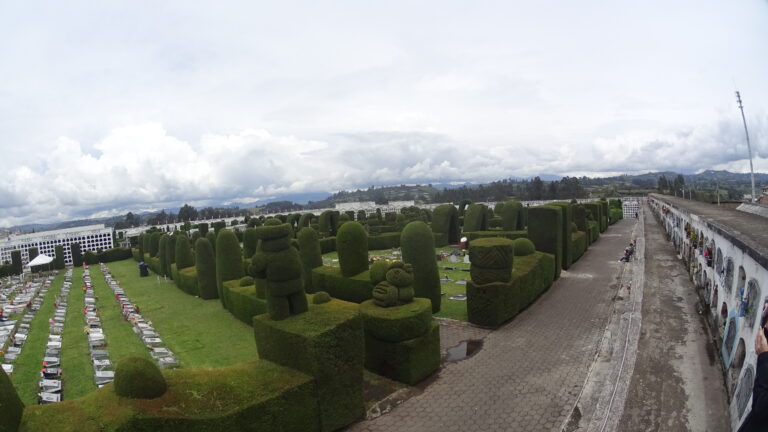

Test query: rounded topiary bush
[240,276,255,286]
[313,291,332,304]
[114,356,167,399]
[336,221,369,277]
[369,260,390,285]
[513,238,536,256]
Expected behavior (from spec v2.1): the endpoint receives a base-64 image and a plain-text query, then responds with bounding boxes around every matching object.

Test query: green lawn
[60,266,98,399]
[321,246,470,321]
[105,259,257,368]
[9,271,65,405]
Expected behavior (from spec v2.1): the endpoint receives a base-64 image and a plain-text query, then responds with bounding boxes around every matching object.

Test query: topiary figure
[312,291,332,304]
[336,222,369,277]
[469,237,514,285]
[513,238,536,256]
[297,227,323,293]
[252,222,308,320]
[0,368,24,432]
[372,261,415,307]
[175,235,194,270]
[369,260,390,285]
[240,276,255,286]
[401,221,441,313]
[114,356,167,399]
[215,229,244,308]
[195,237,217,299]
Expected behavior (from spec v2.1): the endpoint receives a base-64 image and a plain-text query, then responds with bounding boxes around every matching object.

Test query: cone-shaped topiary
[337,222,369,277]
[175,235,194,270]
[114,356,167,399]
[216,229,244,308]
[297,227,323,293]
[401,221,441,313]
[54,245,65,269]
[165,235,176,277]
[0,368,24,432]
[513,238,536,256]
[158,236,168,276]
[195,238,217,299]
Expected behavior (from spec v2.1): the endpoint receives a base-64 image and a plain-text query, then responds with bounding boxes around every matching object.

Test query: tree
[526,176,545,200]
[178,204,198,222]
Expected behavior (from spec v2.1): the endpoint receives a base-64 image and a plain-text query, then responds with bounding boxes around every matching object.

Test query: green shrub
[243,228,259,259]
[527,205,562,279]
[298,227,323,293]
[114,356,167,399]
[158,236,168,276]
[54,245,65,269]
[216,229,245,308]
[213,221,227,235]
[28,245,39,263]
[513,238,536,256]
[222,280,266,324]
[401,221,441,313]
[190,231,201,248]
[142,233,151,257]
[458,199,472,217]
[83,250,99,265]
[463,203,488,232]
[240,276,255,286]
[431,204,460,246]
[318,210,340,237]
[312,266,373,303]
[0,365,24,431]
[463,230,528,241]
[137,234,145,260]
[363,320,440,385]
[599,201,609,232]
[336,222,368,278]
[70,242,83,267]
[298,213,314,228]
[356,210,366,222]
[195,237,218,299]
[572,231,587,261]
[174,265,199,296]
[609,208,623,225]
[165,235,177,277]
[206,231,217,254]
[198,222,209,236]
[312,291,331,304]
[369,260,390,285]
[501,201,523,231]
[573,204,588,232]
[175,235,194,270]
[149,232,161,257]
[368,232,401,250]
[547,202,574,270]
[359,298,432,342]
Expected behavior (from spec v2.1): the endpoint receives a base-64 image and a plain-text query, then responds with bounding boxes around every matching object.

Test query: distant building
[0,224,113,266]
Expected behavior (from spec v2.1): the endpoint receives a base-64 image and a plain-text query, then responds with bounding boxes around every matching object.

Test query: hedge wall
[583,202,602,240]
[10,250,22,275]
[195,238,218,299]
[463,230,528,242]
[547,202,573,270]
[336,222,368,278]
[0,367,23,432]
[430,204,460,246]
[223,280,267,325]
[401,221,441,313]
[206,231,217,255]
[311,266,373,304]
[165,235,177,278]
[572,231,587,262]
[526,206,562,279]
[368,232,401,250]
[463,203,488,232]
[175,235,195,270]
[137,234,145,260]
[298,213,314,229]
[599,200,609,232]
[609,208,623,225]
[573,205,588,232]
[198,222,209,236]
[318,210,340,237]
[216,229,244,308]
[149,232,161,257]
[319,237,336,254]
[243,228,258,259]
[173,264,199,296]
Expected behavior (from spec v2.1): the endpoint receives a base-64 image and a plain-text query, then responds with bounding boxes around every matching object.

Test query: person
[738,326,768,431]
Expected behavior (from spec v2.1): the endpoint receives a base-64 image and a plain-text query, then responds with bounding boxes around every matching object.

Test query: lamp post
[735,91,757,203]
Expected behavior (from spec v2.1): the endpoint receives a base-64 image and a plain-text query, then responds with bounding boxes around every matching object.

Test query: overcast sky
[1,1,766,227]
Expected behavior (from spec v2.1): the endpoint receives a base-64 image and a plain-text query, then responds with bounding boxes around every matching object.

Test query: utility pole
[736,91,757,203]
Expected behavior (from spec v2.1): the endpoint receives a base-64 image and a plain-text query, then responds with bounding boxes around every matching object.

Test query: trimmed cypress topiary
[114,356,167,399]
[158,236,168,277]
[190,231,201,249]
[195,238,217,299]
[252,223,308,320]
[463,203,488,232]
[137,234,145,260]
[10,250,22,274]
[175,235,194,269]
[165,235,177,277]
[206,231,217,255]
[198,222,209,236]
[70,242,83,267]
[513,238,536,256]
[142,233,151,257]
[527,205,562,279]
[548,202,574,270]
[0,368,24,431]
[458,199,472,217]
[149,232,161,257]
[431,204,460,246]
[501,201,523,231]
[28,246,39,262]
[213,220,227,235]
[216,229,244,308]
[243,228,258,259]
[312,291,331,304]
[297,227,323,293]
[54,245,65,269]
[336,222,368,278]
[401,221,441,313]
[298,212,314,228]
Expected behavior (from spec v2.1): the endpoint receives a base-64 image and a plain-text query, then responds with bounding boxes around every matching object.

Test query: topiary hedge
[70,242,83,267]
[513,238,536,256]
[319,236,336,254]
[599,200,609,232]
[367,232,401,250]
[336,222,368,278]
[311,266,373,303]
[243,228,258,259]
[149,232,161,257]
[195,237,218,299]
[175,235,194,270]
[430,204,460,246]
[298,228,323,294]
[54,245,66,269]
[463,203,488,232]
[572,231,587,262]
[0,367,23,432]
[158,236,168,277]
[463,230,528,241]
[401,221,441,313]
[165,235,177,278]
[223,280,267,325]
[359,298,432,342]
[114,356,167,399]
[527,205,562,279]
[547,202,574,270]
[216,229,244,308]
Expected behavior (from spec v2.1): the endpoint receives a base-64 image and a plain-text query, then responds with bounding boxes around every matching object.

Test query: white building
[0,224,114,266]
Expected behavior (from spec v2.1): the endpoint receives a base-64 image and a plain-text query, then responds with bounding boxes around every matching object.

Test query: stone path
[348,218,638,432]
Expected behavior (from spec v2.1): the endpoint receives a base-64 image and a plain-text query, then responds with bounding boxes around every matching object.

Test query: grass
[105,259,257,368]
[60,266,98,399]
[321,246,471,322]
[9,271,65,405]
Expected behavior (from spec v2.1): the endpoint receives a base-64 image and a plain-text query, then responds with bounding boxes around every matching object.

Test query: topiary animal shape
[372,261,415,307]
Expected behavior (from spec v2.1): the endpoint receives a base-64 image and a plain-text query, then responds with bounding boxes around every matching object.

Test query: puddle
[444,339,483,362]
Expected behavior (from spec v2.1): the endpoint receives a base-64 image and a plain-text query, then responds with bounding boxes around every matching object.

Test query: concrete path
[349,218,639,432]
[616,203,729,431]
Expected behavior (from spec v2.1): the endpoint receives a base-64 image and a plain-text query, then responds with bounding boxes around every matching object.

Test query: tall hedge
[336,222,368,277]
[463,203,488,232]
[70,242,83,267]
[165,235,177,277]
[216,229,244,307]
[431,204,460,246]
[213,221,227,235]
[573,205,588,232]
[137,234,145,260]
[54,245,66,269]
[458,200,472,217]
[10,250,22,275]
[190,231,201,249]
[0,368,24,432]
[243,228,258,259]
[206,231,217,254]
[175,235,194,270]
[319,210,340,237]
[527,206,562,279]
[298,227,323,293]
[149,232,161,257]
[142,234,151,257]
[401,221,441,313]
[298,213,314,228]
[158,236,168,277]
[196,238,217,299]
[501,201,524,231]
[198,222,209,236]
[547,202,574,270]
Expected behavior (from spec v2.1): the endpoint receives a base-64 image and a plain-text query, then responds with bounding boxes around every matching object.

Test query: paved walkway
[349,218,638,432]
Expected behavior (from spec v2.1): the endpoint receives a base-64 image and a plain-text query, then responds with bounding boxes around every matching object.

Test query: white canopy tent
[26,254,54,268]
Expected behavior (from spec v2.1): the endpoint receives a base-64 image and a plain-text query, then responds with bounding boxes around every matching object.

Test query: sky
[0,0,767,227]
